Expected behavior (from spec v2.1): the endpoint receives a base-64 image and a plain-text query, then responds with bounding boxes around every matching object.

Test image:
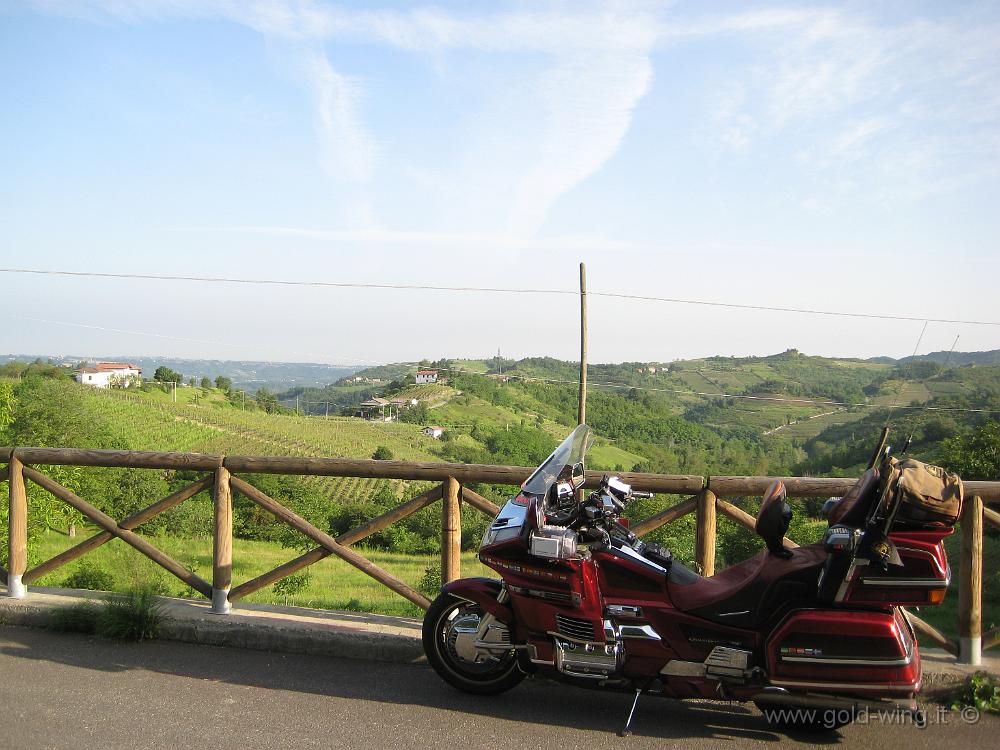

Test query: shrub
[418,563,442,599]
[952,672,1000,715]
[272,571,311,601]
[372,446,394,460]
[98,589,164,642]
[63,561,115,592]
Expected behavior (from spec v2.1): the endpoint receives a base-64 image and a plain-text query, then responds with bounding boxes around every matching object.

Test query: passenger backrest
[755,480,793,558]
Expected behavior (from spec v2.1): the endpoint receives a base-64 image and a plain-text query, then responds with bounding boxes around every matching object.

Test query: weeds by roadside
[47,588,165,642]
[951,672,1000,715]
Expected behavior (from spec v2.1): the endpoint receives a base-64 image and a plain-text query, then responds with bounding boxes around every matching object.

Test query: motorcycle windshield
[521,424,592,497]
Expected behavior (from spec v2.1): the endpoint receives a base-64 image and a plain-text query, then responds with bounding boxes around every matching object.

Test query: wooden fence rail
[1,447,997,664]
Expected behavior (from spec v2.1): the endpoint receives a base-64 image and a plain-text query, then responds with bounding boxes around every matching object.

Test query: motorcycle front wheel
[422,592,525,695]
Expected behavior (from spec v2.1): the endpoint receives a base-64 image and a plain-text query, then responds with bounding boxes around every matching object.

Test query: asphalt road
[0,627,994,750]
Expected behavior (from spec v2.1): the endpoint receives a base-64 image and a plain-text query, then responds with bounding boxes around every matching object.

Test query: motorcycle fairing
[441,577,514,622]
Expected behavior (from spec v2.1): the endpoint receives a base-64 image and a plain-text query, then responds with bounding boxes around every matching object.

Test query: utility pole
[578,262,588,426]
[324,400,329,419]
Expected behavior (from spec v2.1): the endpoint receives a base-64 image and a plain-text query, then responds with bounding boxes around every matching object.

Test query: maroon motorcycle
[422,425,962,733]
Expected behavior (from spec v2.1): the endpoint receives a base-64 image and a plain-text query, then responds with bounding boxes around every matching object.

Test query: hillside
[5,351,998,483]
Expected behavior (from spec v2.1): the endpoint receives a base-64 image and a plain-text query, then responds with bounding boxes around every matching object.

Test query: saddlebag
[766,609,919,696]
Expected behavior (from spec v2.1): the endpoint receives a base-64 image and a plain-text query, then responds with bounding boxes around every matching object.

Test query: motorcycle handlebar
[631,490,654,499]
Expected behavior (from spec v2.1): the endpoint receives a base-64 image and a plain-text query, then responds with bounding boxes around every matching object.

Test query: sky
[1,0,998,366]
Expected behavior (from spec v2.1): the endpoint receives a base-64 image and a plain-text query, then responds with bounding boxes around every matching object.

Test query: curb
[0,588,425,664]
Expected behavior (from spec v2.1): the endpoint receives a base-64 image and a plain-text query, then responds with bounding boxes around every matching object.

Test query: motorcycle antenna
[884,319,928,431]
[902,333,960,454]
[578,261,588,425]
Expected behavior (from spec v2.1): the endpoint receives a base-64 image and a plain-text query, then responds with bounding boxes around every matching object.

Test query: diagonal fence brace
[22,467,212,597]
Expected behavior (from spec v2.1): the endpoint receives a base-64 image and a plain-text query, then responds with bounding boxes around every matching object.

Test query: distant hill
[0,354,361,391]
[869,349,1000,366]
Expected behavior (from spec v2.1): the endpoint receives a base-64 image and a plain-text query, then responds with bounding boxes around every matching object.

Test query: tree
[200,377,212,389]
[215,376,232,392]
[153,366,182,384]
[372,446,394,460]
[188,377,196,387]
[399,402,429,424]
[939,422,1000,481]
[255,388,278,413]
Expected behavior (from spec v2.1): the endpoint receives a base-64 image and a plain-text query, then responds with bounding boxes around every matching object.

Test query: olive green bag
[893,458,964,526]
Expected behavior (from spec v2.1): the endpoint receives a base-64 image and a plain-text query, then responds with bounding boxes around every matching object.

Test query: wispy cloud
[304,50,374,184]
[33,0,662,235]
[689,5,1000,203]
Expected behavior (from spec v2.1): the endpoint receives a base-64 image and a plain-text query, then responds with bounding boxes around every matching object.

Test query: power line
[3,266,998,327]
[588,292,999,327]
[0,267,573,297]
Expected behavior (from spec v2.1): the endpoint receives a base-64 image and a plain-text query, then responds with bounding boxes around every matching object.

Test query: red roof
[77,363,141,374]
[416,370,437,375]
[95,362,140,371]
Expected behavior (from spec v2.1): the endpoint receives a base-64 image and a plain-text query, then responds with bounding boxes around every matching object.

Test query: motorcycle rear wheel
[422,592,525,695]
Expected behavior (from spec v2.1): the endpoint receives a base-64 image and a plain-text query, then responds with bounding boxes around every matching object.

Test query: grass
[36,529,491,617]
[48,590,164,641]
[773,408,867,441]
[587,443,647,471]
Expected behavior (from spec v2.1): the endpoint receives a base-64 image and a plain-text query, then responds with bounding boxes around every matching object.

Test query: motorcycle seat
[667,544,828,628]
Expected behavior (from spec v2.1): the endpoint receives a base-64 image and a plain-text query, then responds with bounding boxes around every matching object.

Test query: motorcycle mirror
[570,462,586,489]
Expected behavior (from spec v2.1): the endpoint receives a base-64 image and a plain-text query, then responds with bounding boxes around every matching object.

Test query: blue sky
[2,1,998,364]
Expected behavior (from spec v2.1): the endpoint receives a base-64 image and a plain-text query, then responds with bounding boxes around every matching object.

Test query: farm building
[415,370,438,384]
[358,397,394,421]
[423,426,444,439]
[75,362,142,388]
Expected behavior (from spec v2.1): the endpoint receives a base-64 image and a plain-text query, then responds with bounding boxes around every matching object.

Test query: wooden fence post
[959,494,983,665]
[442,477,461,586]
[212,464,233,614]
[695,489,717,578]
[7,454,27,598]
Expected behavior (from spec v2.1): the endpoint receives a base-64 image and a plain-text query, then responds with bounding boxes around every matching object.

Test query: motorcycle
[422,424,962,734]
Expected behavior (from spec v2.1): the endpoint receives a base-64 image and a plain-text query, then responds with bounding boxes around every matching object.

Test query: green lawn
[35,529,491,617]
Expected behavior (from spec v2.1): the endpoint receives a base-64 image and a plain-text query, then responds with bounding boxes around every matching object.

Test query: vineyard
[7,379,447,507]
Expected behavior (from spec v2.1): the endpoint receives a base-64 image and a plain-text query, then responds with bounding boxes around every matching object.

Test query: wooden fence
[1,446,997,664]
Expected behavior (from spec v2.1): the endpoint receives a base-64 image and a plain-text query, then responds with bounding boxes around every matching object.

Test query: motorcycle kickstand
[618,683,647,738]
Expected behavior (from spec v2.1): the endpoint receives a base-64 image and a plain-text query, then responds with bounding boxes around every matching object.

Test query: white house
[415,370,438,384]
[423,426,444,439]
[75,362,142,388]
